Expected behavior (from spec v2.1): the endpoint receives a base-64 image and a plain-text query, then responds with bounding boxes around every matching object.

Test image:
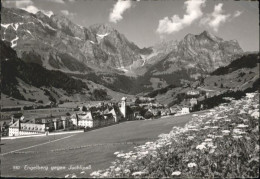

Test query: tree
[135,97,142,104]
[82,106,88,111]
[144,111,153,119]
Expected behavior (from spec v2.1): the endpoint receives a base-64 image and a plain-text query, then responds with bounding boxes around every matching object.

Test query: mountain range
[1,7,253,104]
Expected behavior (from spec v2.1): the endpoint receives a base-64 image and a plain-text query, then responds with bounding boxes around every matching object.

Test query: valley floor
[0,112,204,178]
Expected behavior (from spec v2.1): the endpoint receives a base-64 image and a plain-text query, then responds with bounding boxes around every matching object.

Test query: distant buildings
[187,90,200,96]
[175,107,190,116]
[9,119,45,137]
[190,98,198,107]
[8,114,73,136]
[69,97,135,129]
[6,96,182,137]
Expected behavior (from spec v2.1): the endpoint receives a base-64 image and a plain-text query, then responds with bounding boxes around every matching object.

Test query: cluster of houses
[6,89,205,137]
[7,97,135,137]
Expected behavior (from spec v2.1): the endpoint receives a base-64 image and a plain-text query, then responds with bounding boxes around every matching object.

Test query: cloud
[234,10,242,17]
[50,0,65,3]
[200,3,231,32]
[60,10,76,19]
[2,0,54,16]
[109,0,132,23]
[22,5,40,14]
[156,0,206,35]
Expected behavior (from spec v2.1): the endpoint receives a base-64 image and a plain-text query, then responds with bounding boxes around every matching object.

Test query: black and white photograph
[0,0,259,178]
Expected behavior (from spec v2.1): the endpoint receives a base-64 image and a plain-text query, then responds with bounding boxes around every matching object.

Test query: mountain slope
[144,53,259,106]
[136,31,243,89]
[1,7,245,95]
[1,7,145,74]
[0,40,111,103]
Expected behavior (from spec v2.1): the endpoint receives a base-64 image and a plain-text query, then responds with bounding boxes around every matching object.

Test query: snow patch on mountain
[11,36,19,48]
[26,30,33,37]
[42,11,54,18]
[37,19,56,31]
[142,58,146,66]
[1,23,12,29]
[1,23,23,31]
[117,66,129,72]
[74,37,82,41]
[96,33,110,39]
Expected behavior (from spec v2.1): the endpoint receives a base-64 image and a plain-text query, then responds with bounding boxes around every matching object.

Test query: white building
[9,120,45,137]
[181,107,190,115]
[187,90,200,96]
[77,112,100,128]
[190,98,198,107]
[120,97,127,118]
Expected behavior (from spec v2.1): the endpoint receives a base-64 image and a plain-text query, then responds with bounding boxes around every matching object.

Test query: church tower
[120,97,127,118]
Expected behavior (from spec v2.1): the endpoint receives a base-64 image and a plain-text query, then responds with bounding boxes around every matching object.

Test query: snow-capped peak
[96,33,110,39]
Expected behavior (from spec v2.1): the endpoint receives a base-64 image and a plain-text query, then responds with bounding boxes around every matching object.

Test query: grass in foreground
[87,93,259,178]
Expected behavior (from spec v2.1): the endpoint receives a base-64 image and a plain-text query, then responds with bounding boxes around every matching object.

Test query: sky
[2,0,259,51]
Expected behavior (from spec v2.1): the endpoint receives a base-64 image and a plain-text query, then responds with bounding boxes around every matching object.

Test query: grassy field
[0,112,205,178]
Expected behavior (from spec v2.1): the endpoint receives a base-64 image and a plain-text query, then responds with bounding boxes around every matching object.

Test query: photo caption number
[13,166,21,170]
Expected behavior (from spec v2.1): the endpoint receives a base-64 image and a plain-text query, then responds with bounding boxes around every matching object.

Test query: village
[1,89,215,137]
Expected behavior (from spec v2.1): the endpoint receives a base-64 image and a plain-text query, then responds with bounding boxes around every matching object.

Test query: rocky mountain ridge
[1,7,245,95]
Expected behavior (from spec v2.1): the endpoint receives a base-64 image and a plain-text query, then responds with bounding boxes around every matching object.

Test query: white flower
[222,130,230,134]
[80,171,85,174]
[196,143,206,150]
[117,153,125,158]
[115,167,121,172]
[90,171,100,177]
[203,126,210,129]
[211,126,219,129]
[207,142,214,148]
[124,169,131,173]
[237,124,248,128]
[124,155,130,159]
[145,142,153,145]
[132,171,148,176]
[209,148,215,154]
[233,129,246,134]
[188,162,197,168]
[205,138,212,142]
[131,155,137,159]
[65,174,70,178]
[208,134,214,138]
[171,171,181,176]
[233,135,243,139]
[114,151,120,155]
[251,111,259,119]
[102,172,109,177]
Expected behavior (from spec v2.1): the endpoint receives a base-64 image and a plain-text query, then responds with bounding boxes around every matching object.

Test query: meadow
[89,93,259,178]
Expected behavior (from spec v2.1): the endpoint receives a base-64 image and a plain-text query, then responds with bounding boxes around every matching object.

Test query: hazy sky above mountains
[3,0,259,51]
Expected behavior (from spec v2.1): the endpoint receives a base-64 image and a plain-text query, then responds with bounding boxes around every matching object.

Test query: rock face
[1,7,244,93]
[1,7,144,73]
[133,30,243,89]
[142,31,243,76]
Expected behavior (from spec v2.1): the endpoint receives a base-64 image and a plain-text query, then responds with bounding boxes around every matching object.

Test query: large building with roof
[9,119,45,137]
